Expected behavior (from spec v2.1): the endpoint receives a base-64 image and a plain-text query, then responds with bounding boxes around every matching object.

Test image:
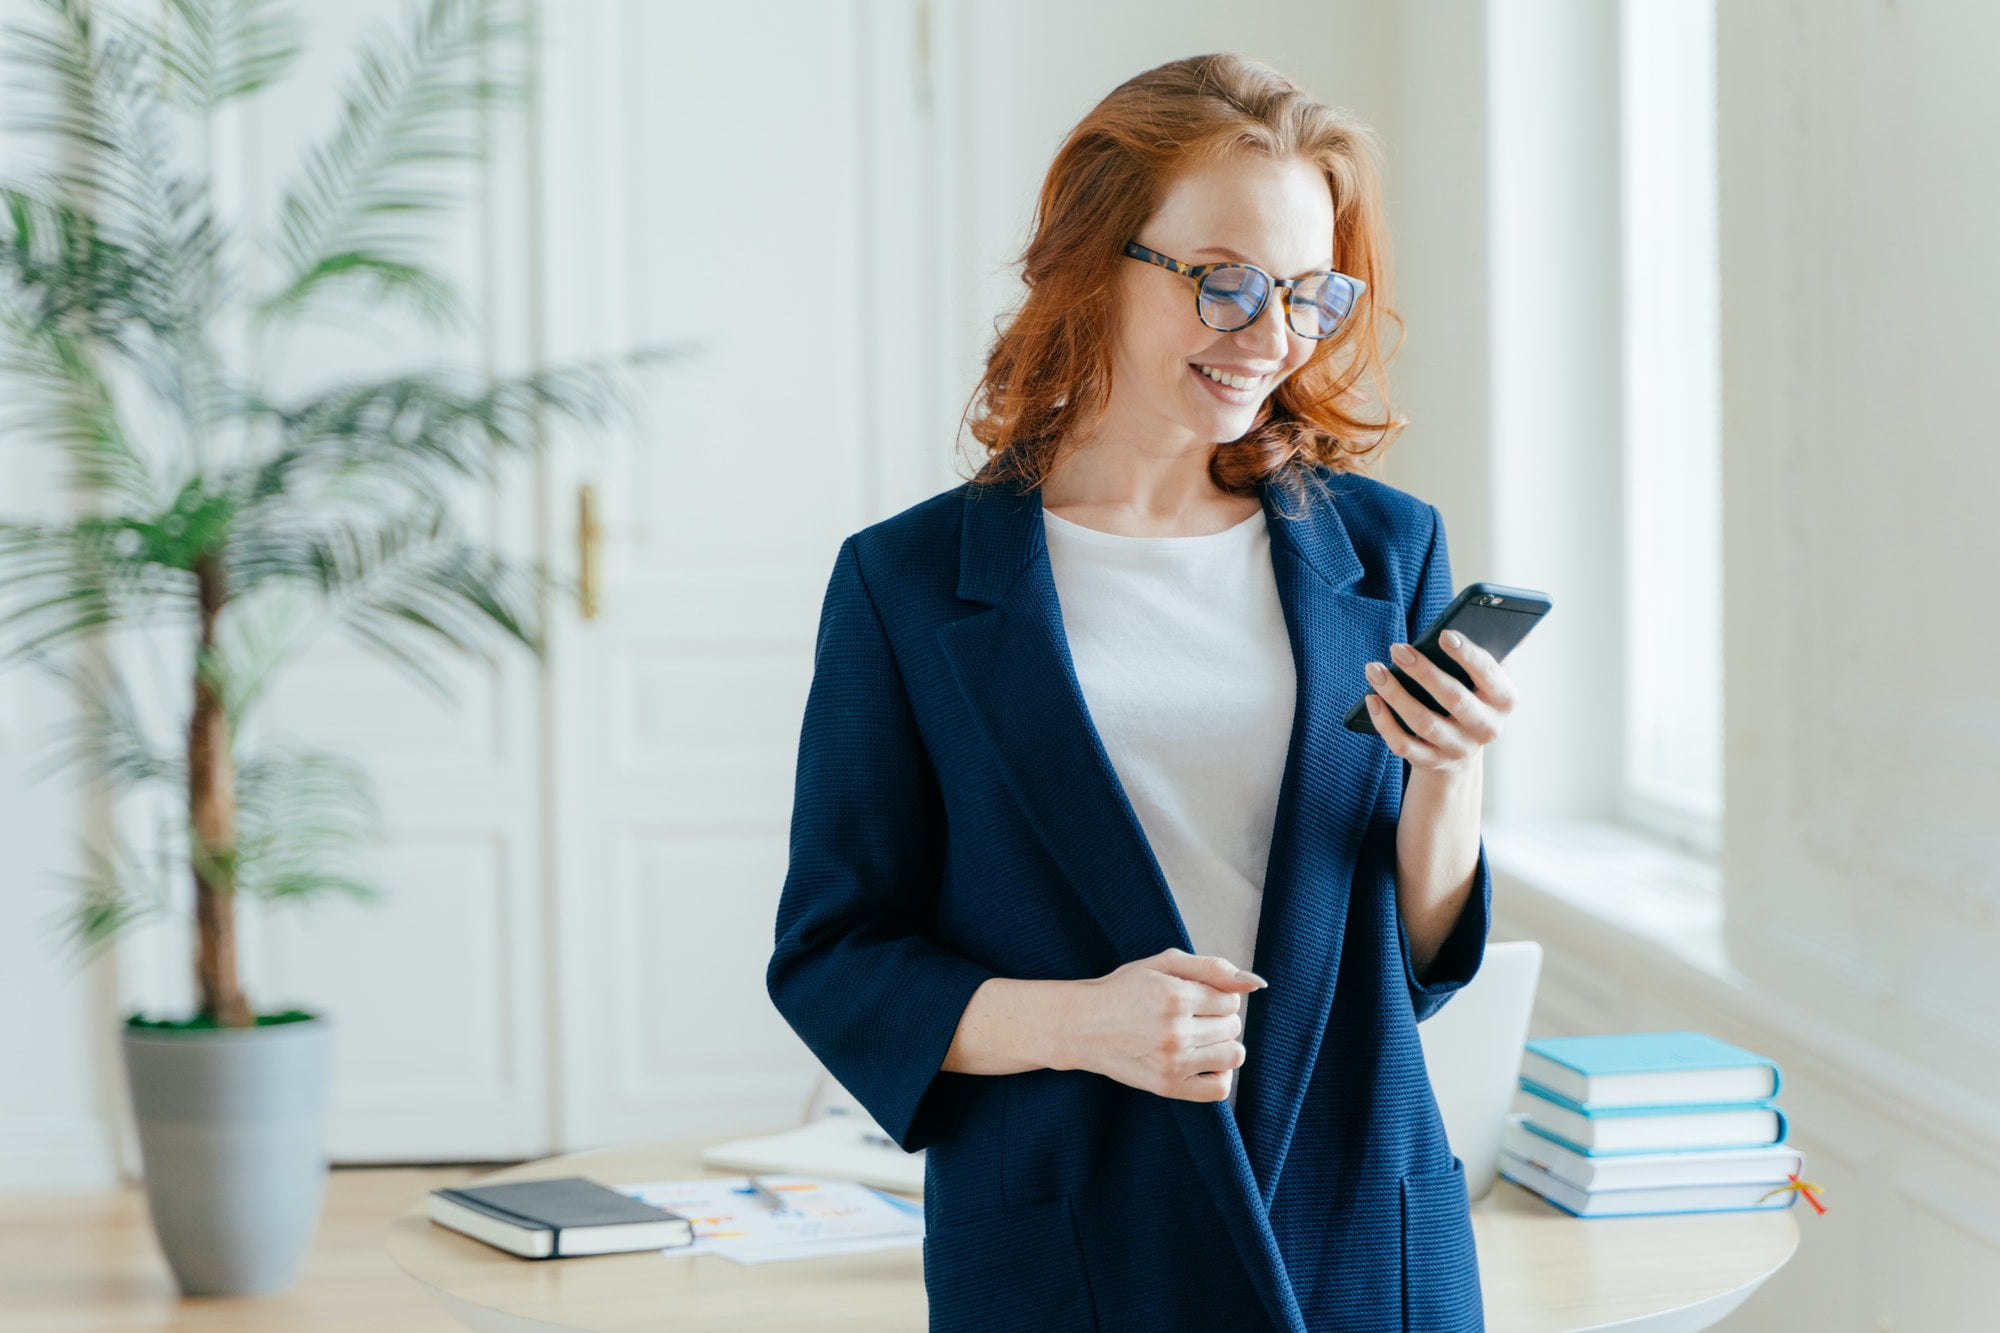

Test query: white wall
[1482,2,2000,1330]
[1715,1,2000,1323]
[0,488,121,1192]
[0,0,124,1193]
[1371,0,1494,571]
[1719,0,2000,1120]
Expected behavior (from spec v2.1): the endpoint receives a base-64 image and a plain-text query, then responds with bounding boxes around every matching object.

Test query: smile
[1191,362,1268,399]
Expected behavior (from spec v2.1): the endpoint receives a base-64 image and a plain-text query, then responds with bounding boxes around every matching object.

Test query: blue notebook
[1517,1079,1789,1155]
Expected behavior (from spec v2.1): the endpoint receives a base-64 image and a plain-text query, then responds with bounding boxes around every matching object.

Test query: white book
[1501,1112,1806,1191]
[1500,1149,1802,1217]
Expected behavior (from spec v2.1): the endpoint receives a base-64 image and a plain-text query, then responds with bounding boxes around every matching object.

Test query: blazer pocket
[922,1193,1099,1333]
[1401,1154,1486,1333]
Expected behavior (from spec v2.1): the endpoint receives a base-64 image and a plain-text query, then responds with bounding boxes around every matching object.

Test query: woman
[767,52,1516,1333]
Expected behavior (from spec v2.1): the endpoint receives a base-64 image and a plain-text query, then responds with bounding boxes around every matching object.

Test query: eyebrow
[1193,245,1337,275]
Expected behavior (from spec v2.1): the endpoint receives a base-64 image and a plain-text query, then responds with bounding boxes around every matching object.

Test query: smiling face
[1100,151,1337,455]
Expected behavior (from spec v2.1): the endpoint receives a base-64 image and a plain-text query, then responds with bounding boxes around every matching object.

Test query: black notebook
[428,1175,695,1259]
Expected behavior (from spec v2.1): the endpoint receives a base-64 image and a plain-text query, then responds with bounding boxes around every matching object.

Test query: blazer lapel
[1234,477,1402,1208]
[936,471,1403,1332]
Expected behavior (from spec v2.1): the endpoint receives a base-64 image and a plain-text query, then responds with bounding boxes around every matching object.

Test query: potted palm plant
[0,0,675,1297]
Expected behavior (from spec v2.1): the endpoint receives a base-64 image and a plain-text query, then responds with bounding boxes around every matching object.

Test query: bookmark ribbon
[1757,1172,1827,1214]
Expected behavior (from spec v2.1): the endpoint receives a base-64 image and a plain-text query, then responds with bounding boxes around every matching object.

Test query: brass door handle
[578,483,602,620]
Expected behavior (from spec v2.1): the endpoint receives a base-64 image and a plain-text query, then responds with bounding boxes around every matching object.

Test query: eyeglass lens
[1197,265,1357,338]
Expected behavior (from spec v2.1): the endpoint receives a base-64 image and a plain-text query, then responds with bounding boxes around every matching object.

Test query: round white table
[386,1132,1798,1332]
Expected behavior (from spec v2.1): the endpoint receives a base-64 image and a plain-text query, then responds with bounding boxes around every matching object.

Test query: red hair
[960,52,1408,506]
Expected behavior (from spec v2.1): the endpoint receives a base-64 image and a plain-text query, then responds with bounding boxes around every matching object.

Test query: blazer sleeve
[1394,503,1495,1024]
[766,536,999,1152]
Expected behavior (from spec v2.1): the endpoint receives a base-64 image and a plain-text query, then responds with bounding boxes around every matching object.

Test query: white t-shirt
[1041,505,1296,1109]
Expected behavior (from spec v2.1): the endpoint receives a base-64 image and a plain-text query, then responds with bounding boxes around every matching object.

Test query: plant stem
[189,552,252,1028]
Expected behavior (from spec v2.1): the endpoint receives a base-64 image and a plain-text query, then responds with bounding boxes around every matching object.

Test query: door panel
[536,0,916,1149]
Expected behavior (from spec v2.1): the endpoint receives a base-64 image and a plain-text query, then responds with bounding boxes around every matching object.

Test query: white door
[533,0,961,1151]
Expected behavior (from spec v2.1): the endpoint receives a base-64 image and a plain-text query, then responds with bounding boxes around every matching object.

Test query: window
[1617,0,1722,858]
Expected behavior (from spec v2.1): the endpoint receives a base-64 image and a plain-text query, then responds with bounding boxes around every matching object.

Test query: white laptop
[1419,938,1544,1201]
[699,1072,926,1194]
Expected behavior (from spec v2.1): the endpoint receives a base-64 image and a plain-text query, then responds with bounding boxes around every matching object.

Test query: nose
[1240,286,1292,362]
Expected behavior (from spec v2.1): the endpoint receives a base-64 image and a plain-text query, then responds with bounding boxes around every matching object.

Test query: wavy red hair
[959,52,1408,507]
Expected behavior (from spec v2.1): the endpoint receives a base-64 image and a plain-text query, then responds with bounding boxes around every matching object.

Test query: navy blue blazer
[767,462,1491,1332]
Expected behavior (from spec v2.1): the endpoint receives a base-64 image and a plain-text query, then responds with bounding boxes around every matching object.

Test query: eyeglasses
[1123,240,1365,340]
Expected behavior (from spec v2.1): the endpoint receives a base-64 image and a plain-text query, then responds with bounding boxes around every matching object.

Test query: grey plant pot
[118,1013,335,1297]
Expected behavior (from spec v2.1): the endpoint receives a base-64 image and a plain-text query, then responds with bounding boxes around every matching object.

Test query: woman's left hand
[1362,630,1518,776]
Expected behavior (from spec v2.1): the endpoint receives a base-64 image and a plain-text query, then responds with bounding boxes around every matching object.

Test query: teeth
[1196,364,1260,390]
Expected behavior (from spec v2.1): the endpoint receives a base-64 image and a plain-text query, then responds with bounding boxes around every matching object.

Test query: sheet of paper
[616,1174,925,1265]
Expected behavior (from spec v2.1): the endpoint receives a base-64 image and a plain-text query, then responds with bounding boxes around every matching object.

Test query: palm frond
[200,583,316,727]
[273,250,461,327]
[1,0,142,169]
[238,347,683,512]
[313,507,547,682]
[0,518,200,667]
[2,2,236,453]
[0,300,161,507]
[261,0,530,327]
[219,501,547,701]
[4,2,222,313]
[229,743,386,906]
[0,208,236,486]
[0,474,237,669]
[24,644,186,793]
[42,815,179,971]
[0,186,147,339]
[154,0,303,111]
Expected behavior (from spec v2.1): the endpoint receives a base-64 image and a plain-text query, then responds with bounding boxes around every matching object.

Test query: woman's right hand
[1058,948,1268,1102]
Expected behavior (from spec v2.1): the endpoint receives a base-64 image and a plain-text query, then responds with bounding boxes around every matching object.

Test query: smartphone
[1343,582,1553,736]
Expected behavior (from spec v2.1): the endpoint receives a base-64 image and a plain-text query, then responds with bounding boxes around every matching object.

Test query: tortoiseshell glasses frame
[1122,240,1365,340]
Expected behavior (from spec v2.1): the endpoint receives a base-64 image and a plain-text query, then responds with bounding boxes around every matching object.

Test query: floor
[0,1165,497,1331]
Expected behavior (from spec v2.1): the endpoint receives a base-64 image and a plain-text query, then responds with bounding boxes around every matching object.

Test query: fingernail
[1234,969,1268,987]
[1444,630,1462,647]
[1365,661,1384,677]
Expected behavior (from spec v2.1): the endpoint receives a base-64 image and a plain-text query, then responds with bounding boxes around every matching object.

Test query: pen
[746,1175,787,1212]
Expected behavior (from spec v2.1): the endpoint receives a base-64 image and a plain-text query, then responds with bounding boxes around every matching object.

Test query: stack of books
[1500,1030,1815,1218]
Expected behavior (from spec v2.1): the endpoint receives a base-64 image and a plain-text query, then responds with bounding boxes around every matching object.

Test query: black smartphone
[1343,582,1553,736]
